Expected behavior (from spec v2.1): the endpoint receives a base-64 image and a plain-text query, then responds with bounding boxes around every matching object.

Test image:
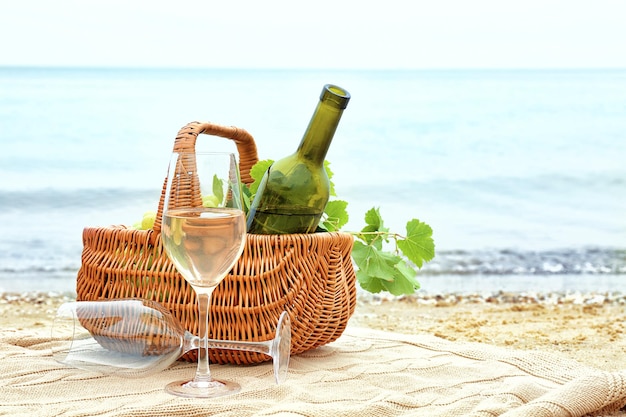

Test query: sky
[1,0,626,69]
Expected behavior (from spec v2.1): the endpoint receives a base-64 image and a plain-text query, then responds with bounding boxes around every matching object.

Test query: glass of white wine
[161,152,248,398]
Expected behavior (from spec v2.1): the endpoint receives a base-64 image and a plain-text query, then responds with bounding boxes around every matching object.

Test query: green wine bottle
[247,84,351,234]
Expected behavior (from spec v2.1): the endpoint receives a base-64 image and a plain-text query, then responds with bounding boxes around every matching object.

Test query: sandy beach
[2,290,625,373]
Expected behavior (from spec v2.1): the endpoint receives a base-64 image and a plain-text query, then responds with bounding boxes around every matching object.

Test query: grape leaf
[248,159,273,194]
[212,174,224,203]
[351,241,399,281]
[320,200,349,232]
[364,207,383,229]
[382,260,421,295]
[397,219,436,268]
[351,208,433,295]
[356,269,385,293]
[354,236,422,296]
[241,185,252,214]
[359,207,389,247]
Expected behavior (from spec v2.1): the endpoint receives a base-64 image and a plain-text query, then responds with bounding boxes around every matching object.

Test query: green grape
[141,211,157,230]
[202,194,220,208]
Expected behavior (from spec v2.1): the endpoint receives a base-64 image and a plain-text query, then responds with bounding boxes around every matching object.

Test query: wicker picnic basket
[76,121,357,365]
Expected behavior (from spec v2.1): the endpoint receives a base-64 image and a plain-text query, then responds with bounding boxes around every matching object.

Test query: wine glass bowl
[163,207,246,287]
[51,299,185,378]
[162,152,246,289]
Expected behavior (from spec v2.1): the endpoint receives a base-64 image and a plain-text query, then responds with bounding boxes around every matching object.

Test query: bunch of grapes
[133,211,156,230]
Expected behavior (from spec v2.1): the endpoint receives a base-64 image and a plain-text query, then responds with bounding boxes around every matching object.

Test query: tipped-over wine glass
[51,299,291,384]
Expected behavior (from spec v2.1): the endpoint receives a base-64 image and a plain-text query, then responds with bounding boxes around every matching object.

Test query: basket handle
[153,121,259,237]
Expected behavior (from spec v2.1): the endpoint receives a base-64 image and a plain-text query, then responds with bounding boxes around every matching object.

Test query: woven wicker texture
[76,121,357,364]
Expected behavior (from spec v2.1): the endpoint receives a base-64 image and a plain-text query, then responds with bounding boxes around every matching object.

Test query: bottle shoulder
[272,153,324,173]
[268,156,327,185]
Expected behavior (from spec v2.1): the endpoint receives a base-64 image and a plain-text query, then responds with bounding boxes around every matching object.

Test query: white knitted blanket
[2,326,626,416]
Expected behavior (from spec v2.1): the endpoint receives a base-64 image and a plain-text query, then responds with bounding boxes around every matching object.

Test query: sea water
[1,67,624,293]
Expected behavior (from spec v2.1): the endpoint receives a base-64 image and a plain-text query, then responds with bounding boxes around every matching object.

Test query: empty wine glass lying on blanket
[51,299,291,384]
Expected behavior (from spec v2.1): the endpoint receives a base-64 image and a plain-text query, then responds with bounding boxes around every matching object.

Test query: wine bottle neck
[296,85,350,166]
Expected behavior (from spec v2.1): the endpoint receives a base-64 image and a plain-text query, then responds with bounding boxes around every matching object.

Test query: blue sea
[1,67,625,295]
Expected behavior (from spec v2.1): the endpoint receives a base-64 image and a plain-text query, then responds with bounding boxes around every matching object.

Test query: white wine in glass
[163,208,246,287]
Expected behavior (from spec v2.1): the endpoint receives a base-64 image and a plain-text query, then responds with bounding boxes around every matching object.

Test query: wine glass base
[165,378,241,398]
[273,311,292,385]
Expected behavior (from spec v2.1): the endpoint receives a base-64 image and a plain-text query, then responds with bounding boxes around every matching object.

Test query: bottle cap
[320,84,350,109]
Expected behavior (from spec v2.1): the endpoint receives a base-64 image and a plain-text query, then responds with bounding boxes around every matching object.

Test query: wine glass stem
[205,340,271,356]
[194,288,214,383]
